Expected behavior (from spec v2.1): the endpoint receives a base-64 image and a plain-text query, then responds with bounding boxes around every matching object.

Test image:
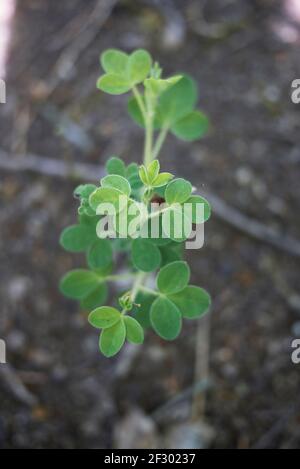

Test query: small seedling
[60,49,212,358]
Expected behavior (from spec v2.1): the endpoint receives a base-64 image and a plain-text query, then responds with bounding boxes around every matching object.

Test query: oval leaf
[150,297,182,340]
[157,261,190,295]
[128,49,152,85]
[99,319,126,357]
[171,111,209,141]
[186,195,211,223]
[106,157,126,177]
[101,49,129,75]
[132,239,161,272]
[165,178,192,205]
[124,316,144,344]
[89,187,125,213]
[101,174,131,197]
[60,225,96,253]
[157,75,198,126]
[97,74,131,95]
[60,270,100,299]
[89,306,121,329]
[81,284,108,311]
[169,286,211,319]
[87,239,113,270]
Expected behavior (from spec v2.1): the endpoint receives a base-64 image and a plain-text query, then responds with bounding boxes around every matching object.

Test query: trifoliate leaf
[124,316,144,344]
[165,178,192,205]
[128,49,152,85]
[131,238,162,272]
[101,174,131,197]
[88,306,121,329]
[60,270,100,300]
[60,225,96,253]
[150,297,182,340]
[101,49,129,75]
[157,261,190,295]
[186,195,211,223]
[171,111,209,141]
[80,284,108,311]
[106,157,126,177]
[87,239,113,270]
[169,286,211,319]
[99,319,126,357]
[97,74,131,95]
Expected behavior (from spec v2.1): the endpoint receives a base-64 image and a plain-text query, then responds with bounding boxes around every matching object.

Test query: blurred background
[0,0,300,449]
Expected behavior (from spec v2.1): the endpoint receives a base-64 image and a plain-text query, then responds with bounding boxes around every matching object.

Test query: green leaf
[132,238,161,272]
[171,111,209,141]
[87,239,113,270]
[150,297,182,340]
[80,284,108,311]
[101,175,131,197]
[147,160,160,183]
[162,205,192,243]
[97,74,131,95]
[128,49,152,85]
[60,270,100,300]
[126,162,139,178]
[88,306,121,329]
[165,178,192,205]
[128,96,146,127]
[101,49,129,75]
[74,184,97,200]
[139,165,149,186]
[169,286,211,319]
[186,195,211,223]
[124,316,144,344]
[60,225,96,253]
[160,243,183,267]
[132,293,155,329]
[99,319,126,357]
[106,157,126,177]
[157,75,198,126]
[89,187,125,213]
[157,261,190,295]
[152,173,174,188]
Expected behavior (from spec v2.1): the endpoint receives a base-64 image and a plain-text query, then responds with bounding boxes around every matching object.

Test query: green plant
[60,49,212,358]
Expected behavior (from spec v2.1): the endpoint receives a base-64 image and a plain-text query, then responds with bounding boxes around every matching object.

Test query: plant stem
[132,86,147,120]
[105,273,138,283]
[121,272,147,315]
[139,285,159,296]
[153,126,169,160]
